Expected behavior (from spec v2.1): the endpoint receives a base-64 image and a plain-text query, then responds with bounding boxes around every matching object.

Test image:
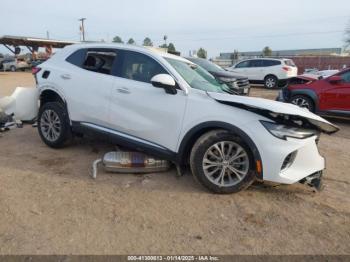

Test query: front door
[108,50,187,152]
[320,70,350,111]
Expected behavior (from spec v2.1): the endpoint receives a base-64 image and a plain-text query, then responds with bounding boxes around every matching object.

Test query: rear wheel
[264,75,278,89]
[190,130,256,194]
[10,66,16,72]
[291,95,315,112]
[37,102,72,148]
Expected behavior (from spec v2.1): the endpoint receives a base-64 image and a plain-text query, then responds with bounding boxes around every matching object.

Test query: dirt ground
[0,72,349,255]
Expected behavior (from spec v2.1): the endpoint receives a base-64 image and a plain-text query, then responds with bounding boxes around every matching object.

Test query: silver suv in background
[227,58,298,89]
[2,58,30,72]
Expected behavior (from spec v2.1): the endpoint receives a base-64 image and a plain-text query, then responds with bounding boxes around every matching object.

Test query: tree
[112,36,123,43]
[168,43,176,52]
[143,37,153,46]
[262,46,272,57]
[159,43,168,49]
[197,48,207,59]
[127,38,136,45]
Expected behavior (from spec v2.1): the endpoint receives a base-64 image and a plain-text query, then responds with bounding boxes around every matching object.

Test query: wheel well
[177,124,263,178]
[291,94,315,104]
[264,74,278,81]
[178,127,220,166]
[40,90,65,107]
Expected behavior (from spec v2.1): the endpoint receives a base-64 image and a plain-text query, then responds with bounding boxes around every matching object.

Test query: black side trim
[177,121,263,179]
[71,121,178,163]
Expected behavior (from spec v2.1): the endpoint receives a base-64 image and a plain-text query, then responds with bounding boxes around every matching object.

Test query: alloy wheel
[202,141,249,187]
[265,77,276,88]
[40,109,62,142]
[291,97,311,110]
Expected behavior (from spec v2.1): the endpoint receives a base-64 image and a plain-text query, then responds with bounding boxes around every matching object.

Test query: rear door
[62,48,118,126]
[320,70,350,111]
[248,59,265,80]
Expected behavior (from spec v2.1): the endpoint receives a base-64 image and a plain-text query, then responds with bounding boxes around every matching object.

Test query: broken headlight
[261,121,319,140]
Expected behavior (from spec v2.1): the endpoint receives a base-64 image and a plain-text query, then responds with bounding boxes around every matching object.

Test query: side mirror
[151,74,177,94]
[328,75,342,84]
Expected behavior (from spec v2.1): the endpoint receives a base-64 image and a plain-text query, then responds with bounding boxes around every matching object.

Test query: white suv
[227,58,298,88]
[35,44,337,194]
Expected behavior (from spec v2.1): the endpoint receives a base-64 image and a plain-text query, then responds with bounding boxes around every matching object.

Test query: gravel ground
[0,72,349,255]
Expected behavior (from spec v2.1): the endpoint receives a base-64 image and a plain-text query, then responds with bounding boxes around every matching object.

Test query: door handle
[61,74,71,80]
[116,87,130,94]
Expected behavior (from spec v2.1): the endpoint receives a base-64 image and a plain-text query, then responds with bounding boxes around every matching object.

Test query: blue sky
[1,0,349,57]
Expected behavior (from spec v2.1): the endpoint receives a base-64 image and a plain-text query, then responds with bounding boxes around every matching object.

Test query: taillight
[32,67,42,75]
[282,66,292,72]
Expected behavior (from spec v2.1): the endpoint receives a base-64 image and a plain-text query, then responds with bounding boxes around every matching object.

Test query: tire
[190,130,256,194]
[264,75,278,89]
[10,66,16,72]
[290,95,315,112]
[37,102,72,148]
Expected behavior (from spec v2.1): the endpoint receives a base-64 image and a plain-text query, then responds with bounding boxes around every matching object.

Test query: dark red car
[277,69,350,117]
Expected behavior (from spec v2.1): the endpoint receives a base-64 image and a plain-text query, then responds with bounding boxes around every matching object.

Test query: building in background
[219,48,345,60]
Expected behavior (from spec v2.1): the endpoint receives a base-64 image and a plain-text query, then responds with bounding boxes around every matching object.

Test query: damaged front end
[207,92,339,135]
[299,171,323,191]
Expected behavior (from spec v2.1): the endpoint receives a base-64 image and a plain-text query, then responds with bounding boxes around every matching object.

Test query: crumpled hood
[208,92,339,134]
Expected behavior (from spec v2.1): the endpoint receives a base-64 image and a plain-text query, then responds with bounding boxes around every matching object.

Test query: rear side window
[235,60,250,68]
[250,60,264,67]
[66,49,86,67]
[66,49,117,75]
[263,60,281,67]
[82,50,117,75]
[120,51,166,83]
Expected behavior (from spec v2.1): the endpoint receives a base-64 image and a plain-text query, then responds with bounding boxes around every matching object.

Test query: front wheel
[264,75,278,89]
[37,102,72,148]
[190,130,256,194]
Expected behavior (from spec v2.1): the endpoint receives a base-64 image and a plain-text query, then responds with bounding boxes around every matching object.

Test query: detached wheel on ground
[37,102,72,148]
[190,130,256,194]
[264,75,278,89]
[290,95,315,112]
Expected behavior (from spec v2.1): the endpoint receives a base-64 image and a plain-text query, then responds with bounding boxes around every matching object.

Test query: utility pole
[46,31,50,39]
[79,18,86,41]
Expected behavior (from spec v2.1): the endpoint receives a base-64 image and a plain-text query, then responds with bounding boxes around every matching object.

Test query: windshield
[189,58,223,73]
[165,58,228,93]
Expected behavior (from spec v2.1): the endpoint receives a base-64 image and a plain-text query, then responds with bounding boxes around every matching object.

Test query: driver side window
[235,61,250,68]
[120,51,167,83]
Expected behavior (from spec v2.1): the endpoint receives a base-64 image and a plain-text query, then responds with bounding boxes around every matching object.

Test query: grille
[237,78,250,87]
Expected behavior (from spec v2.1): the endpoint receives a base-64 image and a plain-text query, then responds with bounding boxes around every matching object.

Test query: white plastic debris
[0,87,39,121]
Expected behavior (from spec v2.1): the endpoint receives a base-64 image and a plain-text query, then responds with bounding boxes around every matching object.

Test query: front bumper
[246,121,325,185]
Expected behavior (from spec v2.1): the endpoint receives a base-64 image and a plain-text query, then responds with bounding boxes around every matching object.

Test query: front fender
[177,121,263,179]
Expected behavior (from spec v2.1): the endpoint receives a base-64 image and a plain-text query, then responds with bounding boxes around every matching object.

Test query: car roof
[59,43,194,64]
[239,58,289,62]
